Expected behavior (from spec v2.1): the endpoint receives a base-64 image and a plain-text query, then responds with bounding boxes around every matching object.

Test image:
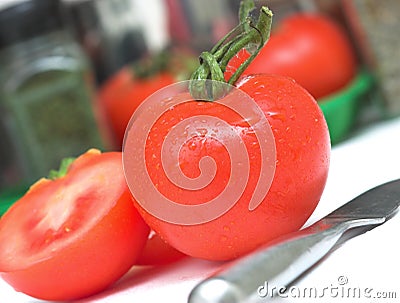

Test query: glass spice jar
[0,0,107,190]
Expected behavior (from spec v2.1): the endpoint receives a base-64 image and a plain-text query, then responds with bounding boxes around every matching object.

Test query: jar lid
[0,0,65,48]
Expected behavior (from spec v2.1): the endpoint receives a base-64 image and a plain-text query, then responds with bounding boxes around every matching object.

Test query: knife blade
[188,178,400,303]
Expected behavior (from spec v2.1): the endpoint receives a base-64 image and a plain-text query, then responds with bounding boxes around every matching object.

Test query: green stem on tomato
[239,0,256,26]
[189,0,273,100]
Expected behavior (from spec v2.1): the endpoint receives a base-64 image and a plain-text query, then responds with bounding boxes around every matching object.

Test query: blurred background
[0,0,399,207]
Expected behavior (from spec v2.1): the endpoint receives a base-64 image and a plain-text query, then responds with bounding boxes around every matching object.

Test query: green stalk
[189,0,273,100]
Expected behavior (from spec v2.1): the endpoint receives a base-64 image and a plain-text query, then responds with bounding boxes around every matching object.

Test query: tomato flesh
[0,150,149,301]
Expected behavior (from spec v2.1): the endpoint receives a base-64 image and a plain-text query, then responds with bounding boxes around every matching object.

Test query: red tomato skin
[134,74,330,261]
[228,14,357,99]
[99,68,175,147]
[0,152,150,301]
[135,232,187,266]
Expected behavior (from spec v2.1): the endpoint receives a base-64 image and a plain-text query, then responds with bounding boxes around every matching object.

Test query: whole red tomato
[136,232,187,266]
[124,74,330,261]
[0,150,149,301]
[226,13,357,99]
[99,68,175,148]
[99,50,196,148]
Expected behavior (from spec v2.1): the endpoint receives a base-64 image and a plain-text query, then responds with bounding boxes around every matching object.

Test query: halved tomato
[0,150,149,301]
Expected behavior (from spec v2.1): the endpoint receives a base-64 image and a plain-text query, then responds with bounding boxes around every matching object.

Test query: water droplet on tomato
[197,128,208,136]
[188,141,197,151]
[268,111,286,122]
[220,236,228,242]
[276,191,286,197]
[161,97,175,107]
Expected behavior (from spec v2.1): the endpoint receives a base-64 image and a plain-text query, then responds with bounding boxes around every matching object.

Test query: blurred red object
[226,12,357,100]
[98,67,175,149]
[98,48,197,149]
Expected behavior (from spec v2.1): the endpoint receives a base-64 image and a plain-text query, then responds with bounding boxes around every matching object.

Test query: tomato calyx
[131,50,170,79]
[189,0,273,100]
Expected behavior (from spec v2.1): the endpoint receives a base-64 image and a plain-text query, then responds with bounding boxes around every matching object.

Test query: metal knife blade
[327,179,400,219]
[188,178,400,303]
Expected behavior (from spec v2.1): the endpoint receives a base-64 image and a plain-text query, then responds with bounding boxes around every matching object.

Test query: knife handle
[188,218,380,303]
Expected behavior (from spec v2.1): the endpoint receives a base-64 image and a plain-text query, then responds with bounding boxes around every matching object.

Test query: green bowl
[319,71,373,145]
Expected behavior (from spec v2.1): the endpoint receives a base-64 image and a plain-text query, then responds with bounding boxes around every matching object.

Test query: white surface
[1,116,400,303]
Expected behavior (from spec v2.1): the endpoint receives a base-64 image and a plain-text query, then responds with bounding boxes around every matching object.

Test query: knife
[188,178,400,303]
